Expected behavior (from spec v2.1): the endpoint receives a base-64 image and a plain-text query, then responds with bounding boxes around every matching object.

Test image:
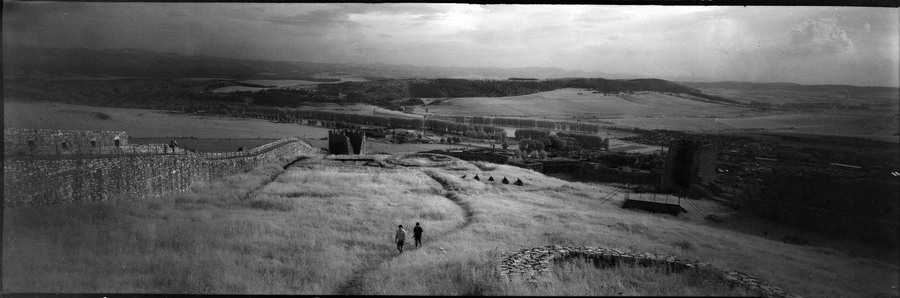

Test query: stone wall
[328,130,353,155]
[500,245,800,298]
[346,130,366,155]
[421,150,510,164]
[741,171,900,247]
[5,128,130,155]
[576,163,659,185]
[660,139,717,193]
[4,138,320,208]
[542,160,659,185]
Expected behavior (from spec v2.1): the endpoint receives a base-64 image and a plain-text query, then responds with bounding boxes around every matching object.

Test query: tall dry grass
[5,158,898,297]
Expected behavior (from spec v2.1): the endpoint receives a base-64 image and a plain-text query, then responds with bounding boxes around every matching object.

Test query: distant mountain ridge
[3,46,637,81]
[679,81,899,93]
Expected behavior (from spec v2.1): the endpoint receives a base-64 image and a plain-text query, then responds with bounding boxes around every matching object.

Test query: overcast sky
[3,3,898,87]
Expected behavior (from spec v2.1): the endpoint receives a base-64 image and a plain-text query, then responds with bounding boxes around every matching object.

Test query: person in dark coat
[502,177,509,184]
[474,174,480,181]
[413,222,424,248]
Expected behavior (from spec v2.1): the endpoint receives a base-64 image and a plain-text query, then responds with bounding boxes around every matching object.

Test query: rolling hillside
[4,153,897,296]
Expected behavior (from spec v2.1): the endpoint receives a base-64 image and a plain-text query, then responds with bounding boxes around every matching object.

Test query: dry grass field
[423,88,751,118]
[421,88,899,142]
[4,101,331,139]
[5,155,898,296]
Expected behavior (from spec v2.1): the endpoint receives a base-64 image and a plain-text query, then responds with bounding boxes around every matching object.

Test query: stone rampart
[541,160,659,185]
[500,245,800,298]
[5,128,130,155]
[3,138,320,208]
[328,130,353,155]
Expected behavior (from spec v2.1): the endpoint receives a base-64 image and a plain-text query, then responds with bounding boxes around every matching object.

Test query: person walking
[413,222,424,248]
[394,225,407,253]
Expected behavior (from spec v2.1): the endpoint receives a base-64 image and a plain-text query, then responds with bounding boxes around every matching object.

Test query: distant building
[659,139,718,194]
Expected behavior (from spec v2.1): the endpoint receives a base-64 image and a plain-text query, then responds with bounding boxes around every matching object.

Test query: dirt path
[334,170,475,295]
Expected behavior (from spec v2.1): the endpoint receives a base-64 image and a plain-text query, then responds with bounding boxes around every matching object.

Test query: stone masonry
[4,137,321,207]
[499,245,800,298]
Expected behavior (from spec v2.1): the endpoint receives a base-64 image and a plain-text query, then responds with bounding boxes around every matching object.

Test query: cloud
[790,18,853,53]
[607,33,625,41]
[266,9,359,28]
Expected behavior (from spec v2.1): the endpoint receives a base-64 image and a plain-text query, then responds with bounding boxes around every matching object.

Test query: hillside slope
[4,156,896,296]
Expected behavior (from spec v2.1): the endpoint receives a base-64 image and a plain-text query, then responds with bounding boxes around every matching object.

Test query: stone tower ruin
[328,130,366,155]
[659,139,717,194]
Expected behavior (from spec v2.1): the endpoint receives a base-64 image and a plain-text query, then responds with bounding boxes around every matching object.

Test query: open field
[4,156,898,296]
[423,88,753,118]
[695,87,899,107]
[421,88,899,142]
[210,77,368,93]
[609,111,899,143]
[4,101,331,139]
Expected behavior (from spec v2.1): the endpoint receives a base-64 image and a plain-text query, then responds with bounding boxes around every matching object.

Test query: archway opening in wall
[91,140,97,147]
[114,139,120,147]
[532,256,751,296]
[61,142,68,149]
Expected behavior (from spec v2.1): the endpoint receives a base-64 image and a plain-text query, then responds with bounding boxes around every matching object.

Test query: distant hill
[3,46,637,81]
[679,81,899,94]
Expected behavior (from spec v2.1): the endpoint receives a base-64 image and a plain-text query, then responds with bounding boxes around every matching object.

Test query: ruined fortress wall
[5,128,129,155]
[576,163,659,185]
[692,142,717,185]
[660,140,717,193]
[328,131,352,155]
[743,172,900,247]
[4,155,207,206]
[542,161,658,185]
[346,131,366,155]
[4,138,319,208]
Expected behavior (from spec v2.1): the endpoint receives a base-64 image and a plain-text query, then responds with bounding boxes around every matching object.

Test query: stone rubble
[498,245,801,298]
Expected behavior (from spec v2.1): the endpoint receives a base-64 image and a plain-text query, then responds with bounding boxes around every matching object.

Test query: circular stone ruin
[499,245,801,298]
[384,153,461,167]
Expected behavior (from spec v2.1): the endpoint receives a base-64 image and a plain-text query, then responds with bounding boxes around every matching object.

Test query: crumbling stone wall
[328,130,353,155]
[742,171,900,247]
[346,130,366,155]
[541,160,659,184]
[5,128,129,155]
[500,245,800,298]
[3,138,320,208]
[660,139,717,193]
[328,129,367,155]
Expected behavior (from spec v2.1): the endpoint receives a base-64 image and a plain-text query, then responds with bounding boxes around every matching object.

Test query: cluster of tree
[316,80,412,104]
[425,119,505,140]
[514,129,550,140]
[306,110,424,129]
[407,78,700,98]
[440,137,462,144]
[556,122,601,133]
[472,117,556,130]
[463,116,602,133]
[557,132,609,150]
[513,147,548,160]
[209,88,334,107]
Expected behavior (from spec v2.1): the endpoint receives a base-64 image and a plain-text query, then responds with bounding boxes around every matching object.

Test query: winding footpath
[334,169,476,295]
